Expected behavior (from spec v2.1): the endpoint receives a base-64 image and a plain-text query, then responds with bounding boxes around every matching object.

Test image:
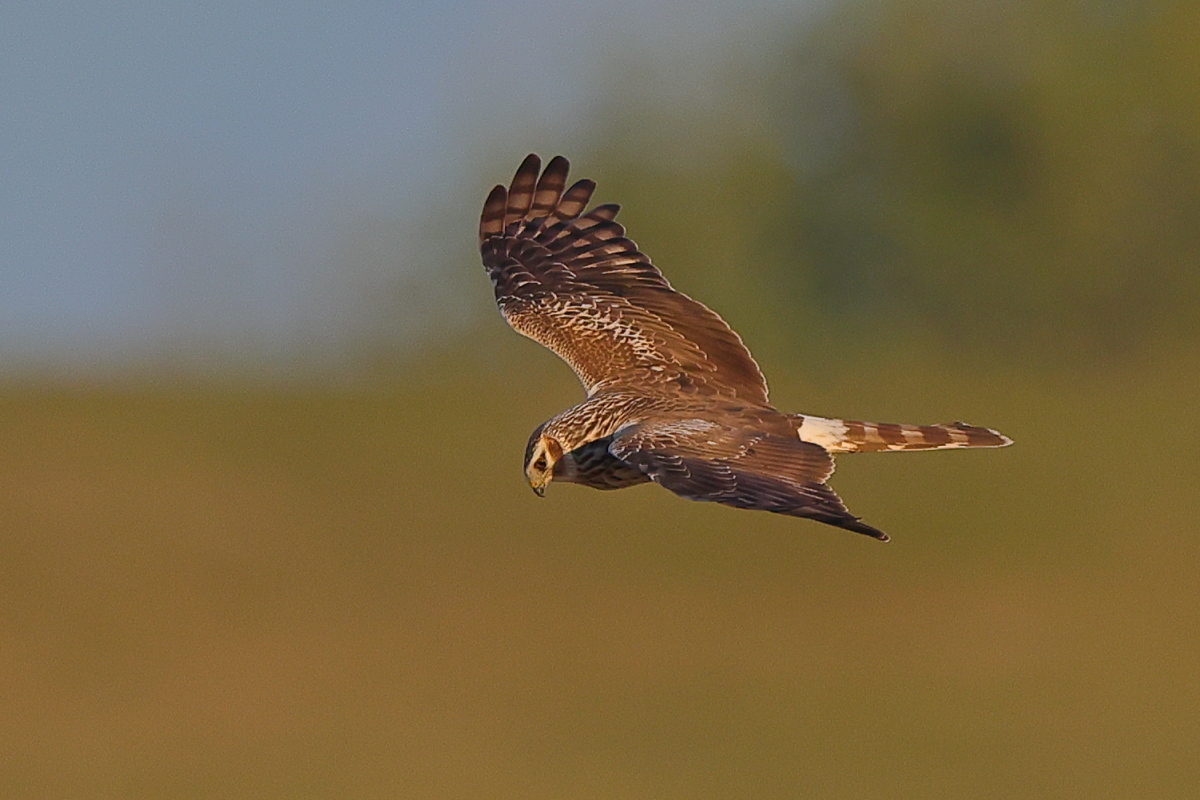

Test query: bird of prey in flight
[479,155,1011,541]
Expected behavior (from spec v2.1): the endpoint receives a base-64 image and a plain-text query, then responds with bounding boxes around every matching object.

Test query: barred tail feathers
[794,415,1012,454]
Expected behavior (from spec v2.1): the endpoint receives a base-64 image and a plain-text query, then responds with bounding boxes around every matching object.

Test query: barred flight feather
[480,154,1012,541]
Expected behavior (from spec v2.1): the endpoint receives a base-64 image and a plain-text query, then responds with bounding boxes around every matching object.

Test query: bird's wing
[479,154,769,403]
[609,418,888,540]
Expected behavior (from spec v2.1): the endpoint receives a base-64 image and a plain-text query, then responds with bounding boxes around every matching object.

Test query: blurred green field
[2,340,1196,799]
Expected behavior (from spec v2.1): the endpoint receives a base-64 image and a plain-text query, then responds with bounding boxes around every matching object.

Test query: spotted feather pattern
[482,155,1013,541]
[480,154,769,402]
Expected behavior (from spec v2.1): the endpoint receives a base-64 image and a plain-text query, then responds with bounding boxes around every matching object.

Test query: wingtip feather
[480,184,508,241]
[848,519,890,541]
[505,155,541,225]
[554,178,597,220]
[530,155,571,217]
[512,154,541,188]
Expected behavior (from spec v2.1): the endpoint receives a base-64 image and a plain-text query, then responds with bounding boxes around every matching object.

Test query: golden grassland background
[6,1,1200,796]
[2,339,1197,798]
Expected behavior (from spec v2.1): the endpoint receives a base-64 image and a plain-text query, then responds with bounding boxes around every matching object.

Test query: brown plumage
[480,154,1012,541]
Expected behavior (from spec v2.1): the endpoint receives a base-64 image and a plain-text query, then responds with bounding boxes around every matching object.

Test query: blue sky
[0,0,815,374]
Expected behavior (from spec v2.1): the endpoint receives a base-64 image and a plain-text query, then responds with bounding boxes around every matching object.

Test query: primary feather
[480,155,1012,541]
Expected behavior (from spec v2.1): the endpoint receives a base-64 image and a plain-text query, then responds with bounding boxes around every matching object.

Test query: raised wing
[609,418,888,540]
[479,154,769,403]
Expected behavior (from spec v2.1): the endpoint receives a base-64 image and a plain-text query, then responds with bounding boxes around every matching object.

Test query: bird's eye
[534,457,547,471]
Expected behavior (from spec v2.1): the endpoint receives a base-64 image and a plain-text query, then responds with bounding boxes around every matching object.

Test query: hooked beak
[531,484,546,498]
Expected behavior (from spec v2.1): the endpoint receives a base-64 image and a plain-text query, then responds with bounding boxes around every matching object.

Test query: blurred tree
[572,0,1200,365]
[768,0,1200,359]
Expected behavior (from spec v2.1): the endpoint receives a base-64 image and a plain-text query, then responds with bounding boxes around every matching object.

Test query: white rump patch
[796,416,848,450]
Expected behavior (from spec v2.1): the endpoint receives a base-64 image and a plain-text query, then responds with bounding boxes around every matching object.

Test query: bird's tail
[792,415,1012,454]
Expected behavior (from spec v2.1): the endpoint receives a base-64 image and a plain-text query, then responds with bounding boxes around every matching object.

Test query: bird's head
[524,427,564,497]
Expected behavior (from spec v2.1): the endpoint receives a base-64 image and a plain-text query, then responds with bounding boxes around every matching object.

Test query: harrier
[479,155,1011,540]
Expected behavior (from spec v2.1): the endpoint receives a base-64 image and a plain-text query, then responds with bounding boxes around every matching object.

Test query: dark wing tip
[483,155,579,241]
[531,155,572,217]
[588,203,621,222]
[517,153,542,173]
[505,155,542,225]
[554,178,597,220]
[836,515,890,541]
[480,184,508,241]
